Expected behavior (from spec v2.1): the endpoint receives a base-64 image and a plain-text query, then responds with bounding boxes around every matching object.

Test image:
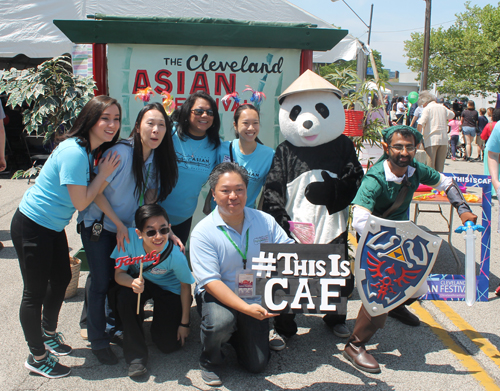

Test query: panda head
[279,90,345,147]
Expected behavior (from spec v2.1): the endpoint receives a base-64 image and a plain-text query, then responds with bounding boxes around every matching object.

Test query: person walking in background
[482,108,500,196]
[476,108,488,161]
[417,91,455,171]
[461,100,479,161]
[10,96,122,378]
[0,100,6,251]
[448,113,462,161]
[395,97,406,125]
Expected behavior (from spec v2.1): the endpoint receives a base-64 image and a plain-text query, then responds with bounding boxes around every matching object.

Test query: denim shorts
[462,126,476,136]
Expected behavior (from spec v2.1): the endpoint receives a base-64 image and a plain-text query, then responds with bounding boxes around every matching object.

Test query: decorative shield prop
[355,216,442,317]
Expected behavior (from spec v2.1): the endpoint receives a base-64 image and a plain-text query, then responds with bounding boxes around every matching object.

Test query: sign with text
[252,244,350,314]
[107,43,300,146]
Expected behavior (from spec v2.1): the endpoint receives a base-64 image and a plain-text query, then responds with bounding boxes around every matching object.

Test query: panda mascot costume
[263,69,363,340]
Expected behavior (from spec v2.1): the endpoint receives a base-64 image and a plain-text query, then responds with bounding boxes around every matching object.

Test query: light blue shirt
[20,138,89,232]
[80,140,157,232]
[160,129,218,226]
[111,227,194,295]
[217,140,274,208]
[190,207,294,304]
[486,121,500,153]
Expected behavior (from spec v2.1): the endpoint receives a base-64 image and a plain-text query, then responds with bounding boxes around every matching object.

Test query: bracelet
[179,322,190,328]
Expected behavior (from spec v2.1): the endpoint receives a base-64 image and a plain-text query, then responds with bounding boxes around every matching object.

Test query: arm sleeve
[446,108,455,120]
[352,206,371,236]
[262,144,292,234]
[417,162,442,186]
[58,147,89,186]
[190,229,223,288]
[352,174,382,215]
[486,127,500,153]
[171,249,195,284]
[419,107,429,126]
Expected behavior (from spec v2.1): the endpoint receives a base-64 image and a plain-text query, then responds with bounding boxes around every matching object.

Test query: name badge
[236,271,255,298]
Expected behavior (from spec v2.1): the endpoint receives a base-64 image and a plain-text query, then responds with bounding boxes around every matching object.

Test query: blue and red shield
[355,216,442,317]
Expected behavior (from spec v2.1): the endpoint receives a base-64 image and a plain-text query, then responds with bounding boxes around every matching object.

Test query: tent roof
[2,0,348,58]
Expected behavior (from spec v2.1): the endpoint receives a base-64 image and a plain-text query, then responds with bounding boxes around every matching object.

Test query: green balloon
[408,91,419,104]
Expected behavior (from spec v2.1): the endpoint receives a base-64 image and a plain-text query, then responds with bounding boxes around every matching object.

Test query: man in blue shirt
[190,162,294,386]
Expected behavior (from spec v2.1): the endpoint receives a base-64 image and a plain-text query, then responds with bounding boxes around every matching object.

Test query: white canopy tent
[2,0,356,63]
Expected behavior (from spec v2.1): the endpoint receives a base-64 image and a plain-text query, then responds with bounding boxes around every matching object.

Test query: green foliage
[0,55,95,144]
[319,50,389,82]
[323,67,385,154]
[11,162,42,182]
[404,2,500,97]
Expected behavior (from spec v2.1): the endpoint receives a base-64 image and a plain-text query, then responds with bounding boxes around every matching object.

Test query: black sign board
[252,243,350,314]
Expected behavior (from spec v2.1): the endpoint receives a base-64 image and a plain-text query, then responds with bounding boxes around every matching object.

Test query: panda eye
[289,105,302,121]
[315,103,330,119]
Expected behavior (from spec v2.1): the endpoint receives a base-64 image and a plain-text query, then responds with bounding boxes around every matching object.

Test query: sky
[287,0,497,74]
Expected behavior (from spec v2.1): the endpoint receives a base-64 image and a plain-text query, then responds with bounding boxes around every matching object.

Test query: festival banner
[107,43,301,149]
[421,173,492,302]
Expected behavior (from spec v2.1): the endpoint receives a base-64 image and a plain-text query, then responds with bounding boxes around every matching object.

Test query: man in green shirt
[344,125,477,373]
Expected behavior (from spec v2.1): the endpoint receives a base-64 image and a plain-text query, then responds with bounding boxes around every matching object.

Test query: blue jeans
[196,292,270,373]
[80,226,117,350]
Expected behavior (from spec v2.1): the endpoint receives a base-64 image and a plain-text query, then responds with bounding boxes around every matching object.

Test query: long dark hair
[129,103,178,203]
[62,95,121,155]
[171,91,221,149]
[233,104,263,145]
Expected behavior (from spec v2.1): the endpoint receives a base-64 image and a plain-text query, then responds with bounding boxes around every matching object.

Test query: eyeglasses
[191,109,214,117]
[389,145,416,152]
[145,227,170,237]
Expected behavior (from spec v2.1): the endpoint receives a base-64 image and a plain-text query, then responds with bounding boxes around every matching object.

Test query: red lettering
[177,71,185,94]
[189,72,210,94]
[222,100,231,111]
[175,97,186,107]
[214,73,236,96]
[132,70,151,94]
[154,70,172,94]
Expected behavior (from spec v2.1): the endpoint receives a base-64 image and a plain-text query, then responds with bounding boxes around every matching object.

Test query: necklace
[188,138,204,158]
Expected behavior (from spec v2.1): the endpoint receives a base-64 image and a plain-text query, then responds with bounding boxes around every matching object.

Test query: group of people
[10,83,481,386]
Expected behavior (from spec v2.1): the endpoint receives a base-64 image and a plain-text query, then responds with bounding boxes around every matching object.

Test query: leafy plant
[11,161,42,183]
[0,55,96,144]
[323,67,386,153]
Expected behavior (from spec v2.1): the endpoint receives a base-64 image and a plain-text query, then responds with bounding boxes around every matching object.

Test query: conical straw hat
[278,69,342,102]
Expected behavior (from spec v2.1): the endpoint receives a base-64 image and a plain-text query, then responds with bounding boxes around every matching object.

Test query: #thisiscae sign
[252,243,350,314]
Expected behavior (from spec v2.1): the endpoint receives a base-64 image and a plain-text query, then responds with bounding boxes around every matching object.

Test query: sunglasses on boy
[191,108,214,117]
[144,227,170,237]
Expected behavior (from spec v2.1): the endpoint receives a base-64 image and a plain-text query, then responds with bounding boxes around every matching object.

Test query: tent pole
[300,50,313,74]
[92,43,108,96]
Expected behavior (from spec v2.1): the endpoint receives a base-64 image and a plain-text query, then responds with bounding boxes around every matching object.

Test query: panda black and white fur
[263,90,363,245]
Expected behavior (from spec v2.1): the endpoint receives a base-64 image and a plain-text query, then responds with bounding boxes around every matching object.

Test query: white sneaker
[269,329,286,351]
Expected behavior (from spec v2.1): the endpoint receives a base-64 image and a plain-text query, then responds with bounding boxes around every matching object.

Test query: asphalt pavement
[0,155,499,391]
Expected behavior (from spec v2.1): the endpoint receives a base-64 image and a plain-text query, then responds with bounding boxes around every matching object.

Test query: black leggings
[11,210,72,356]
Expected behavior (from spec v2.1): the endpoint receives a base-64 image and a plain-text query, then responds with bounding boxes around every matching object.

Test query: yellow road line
[433,301,500,366]
[412,301,500,390]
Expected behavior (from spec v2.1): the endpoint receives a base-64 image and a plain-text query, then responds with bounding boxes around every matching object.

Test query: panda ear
[279,96,286,105]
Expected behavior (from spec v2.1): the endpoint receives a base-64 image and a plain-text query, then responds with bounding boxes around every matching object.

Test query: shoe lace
[44,353,59,368]
[46,331,66,345]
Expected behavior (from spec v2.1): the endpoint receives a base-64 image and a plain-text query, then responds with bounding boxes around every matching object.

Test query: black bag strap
[381,174,411,218]
[142,239,174,273]
[229,140,234,162]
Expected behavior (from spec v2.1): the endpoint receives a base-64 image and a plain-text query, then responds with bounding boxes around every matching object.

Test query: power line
[373,19,456,33]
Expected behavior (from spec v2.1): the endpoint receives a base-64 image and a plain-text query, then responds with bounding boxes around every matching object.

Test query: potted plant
[0,55,96,178]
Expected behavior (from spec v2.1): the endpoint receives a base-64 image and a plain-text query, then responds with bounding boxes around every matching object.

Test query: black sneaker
[92,346,118,365]
[25,353,71,379]
[42,331,72,356]
[200,366,222,386]
[128,362,147,377]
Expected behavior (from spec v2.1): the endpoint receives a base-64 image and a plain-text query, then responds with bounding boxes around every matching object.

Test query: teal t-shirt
[217,140,275,208]
[160,129,218,226]
[19,138,90,231]
[111,227,194,295]
[352,159,441,220]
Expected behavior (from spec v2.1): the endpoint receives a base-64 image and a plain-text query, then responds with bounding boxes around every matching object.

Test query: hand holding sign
[245,303,279,320]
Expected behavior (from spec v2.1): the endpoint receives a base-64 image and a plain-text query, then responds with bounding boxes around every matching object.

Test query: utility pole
[421,0,431,91]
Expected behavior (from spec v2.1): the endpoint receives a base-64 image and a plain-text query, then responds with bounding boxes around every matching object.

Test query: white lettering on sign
[290,278,315,309]
[264,278,288,311]
[252,251,277,278]
[320,279,346,311]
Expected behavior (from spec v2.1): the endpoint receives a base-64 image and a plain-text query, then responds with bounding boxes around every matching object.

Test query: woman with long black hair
[79,102,179,365]
[11,95,122,378]
[160,91,221,243]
